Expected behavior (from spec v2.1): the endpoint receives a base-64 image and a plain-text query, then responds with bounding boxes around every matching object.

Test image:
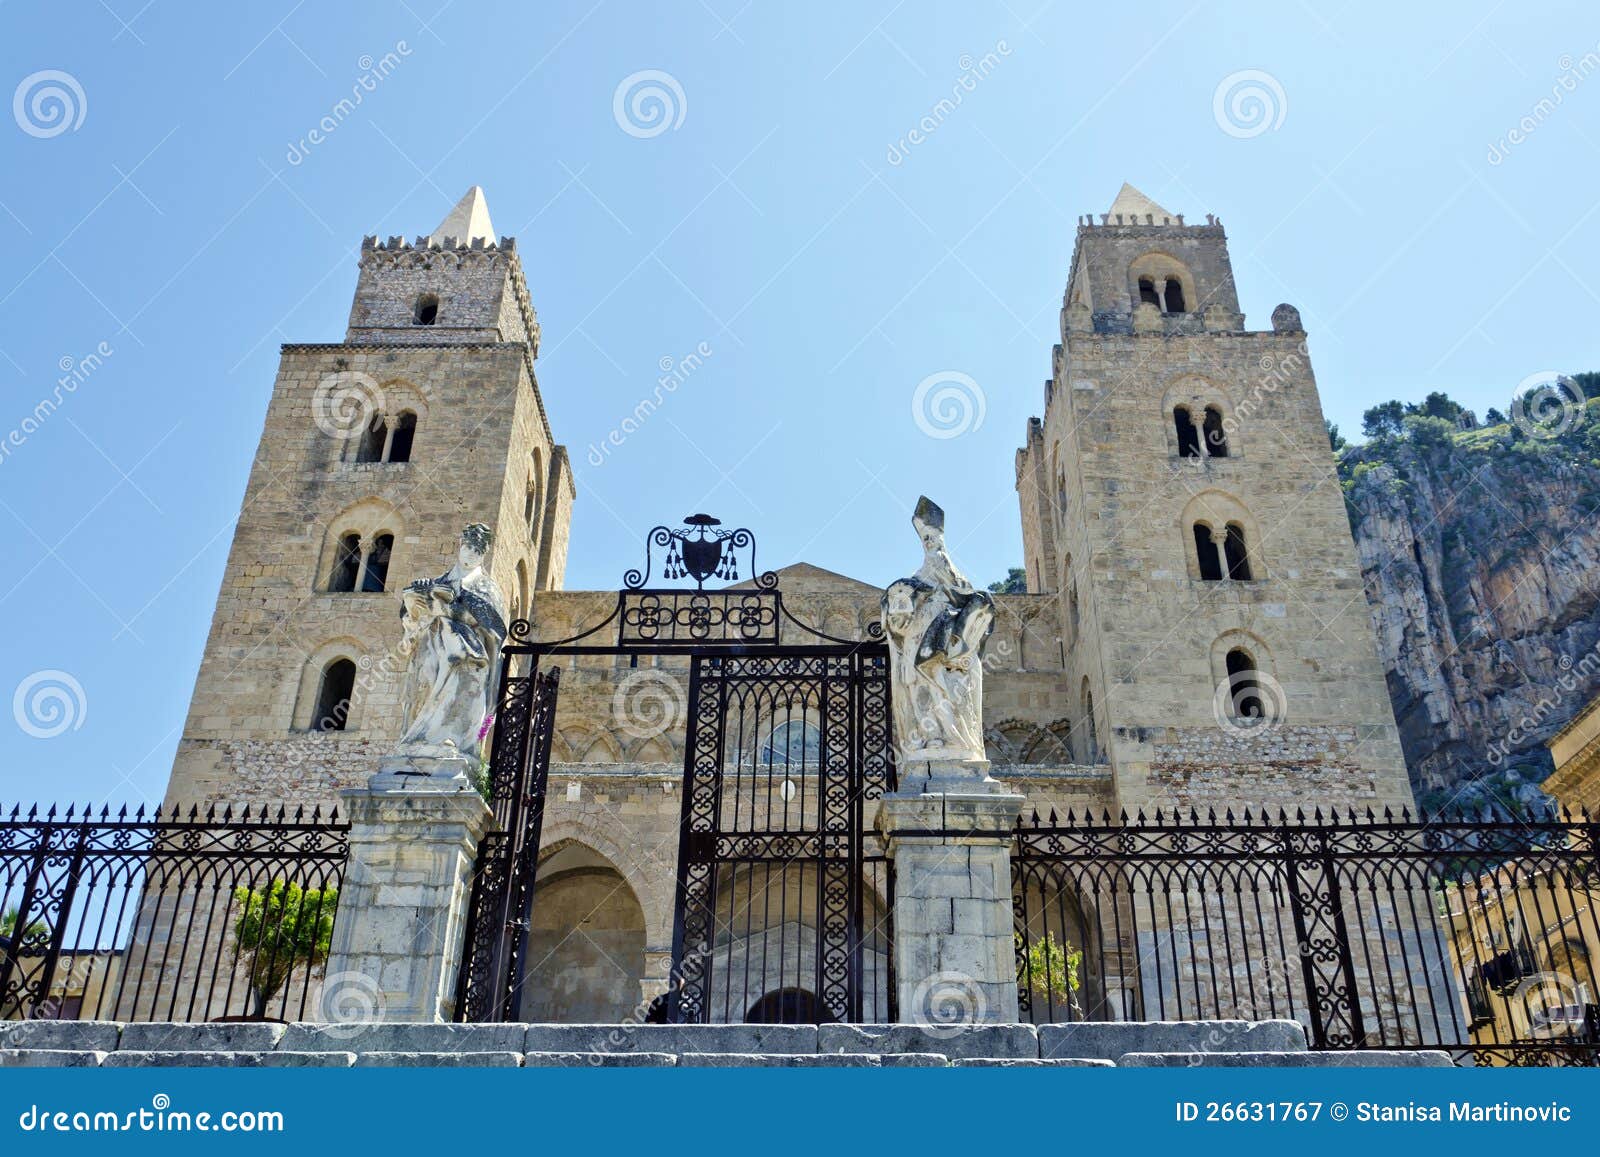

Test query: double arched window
[1138,276,1187,313]
[1173,404,1228,458]
[321,502,401,594]
[1182,492,1261,583]
[326,531,394,593]
[1192,522,1252,581]
[1129,253,1197,317]
[354,410,418,464]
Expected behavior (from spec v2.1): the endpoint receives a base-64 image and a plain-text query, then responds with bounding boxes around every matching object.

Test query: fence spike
[1294,807,1305,823]
[1046,807,1056,825]
[1207,807,1217,824]
[1224,808,1234,824]
[1118,808,1128,825]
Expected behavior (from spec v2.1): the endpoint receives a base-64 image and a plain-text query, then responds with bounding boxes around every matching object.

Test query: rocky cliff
[1340,407,1600,812]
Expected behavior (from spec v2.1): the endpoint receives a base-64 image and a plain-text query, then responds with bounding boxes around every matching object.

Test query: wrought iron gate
[453,664,559,1023]
[455,513,897,1024]
[668,645,896,1024]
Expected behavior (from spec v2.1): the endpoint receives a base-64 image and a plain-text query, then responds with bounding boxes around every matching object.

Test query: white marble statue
[881,496,995,767]
[392,522,508,775]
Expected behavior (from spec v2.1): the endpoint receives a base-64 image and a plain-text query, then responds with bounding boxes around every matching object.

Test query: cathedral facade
[161,184,1413,1020]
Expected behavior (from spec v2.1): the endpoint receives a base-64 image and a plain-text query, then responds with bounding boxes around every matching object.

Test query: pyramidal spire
[429,186,495,245]
[1106,182,1173,221]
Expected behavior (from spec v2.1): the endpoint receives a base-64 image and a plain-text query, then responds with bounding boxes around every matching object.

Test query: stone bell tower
[163,187,574,807]
[1015,184,1412,815]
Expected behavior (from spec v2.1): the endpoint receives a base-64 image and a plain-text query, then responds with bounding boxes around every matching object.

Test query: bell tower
[1016,184,1412,815]
[163,188,574,807]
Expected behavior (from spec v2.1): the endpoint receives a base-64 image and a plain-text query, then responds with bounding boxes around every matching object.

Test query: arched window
[356,414,387,463]
[1203,406,1229,457]
[329,533,362,592]
[1174,406,1201,457]
[388,412,417,463]
[1137,277,1160,307]
[1224,649,1263,718]
[311,658,356,732]
[527,449,546,544]
[1080,679,1099,763]
[514,560,530,623]
[1163,278,1186,313]
[361,533,394,592]
[1193,524,1223,581]
[1067,582,1080,647]
[413,294,439,325]
[1223,523,1251,580]
[353,411,418,464]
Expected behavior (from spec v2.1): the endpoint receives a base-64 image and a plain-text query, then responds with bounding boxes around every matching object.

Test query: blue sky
[2,1,1597,805]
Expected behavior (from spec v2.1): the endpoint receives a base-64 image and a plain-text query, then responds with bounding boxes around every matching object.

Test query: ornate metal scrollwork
[624,513,776,591]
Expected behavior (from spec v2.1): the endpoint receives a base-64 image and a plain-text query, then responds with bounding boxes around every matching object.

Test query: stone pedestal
[370,750,472,788]
[323,783,492,1024]
[877,774,1025,1027]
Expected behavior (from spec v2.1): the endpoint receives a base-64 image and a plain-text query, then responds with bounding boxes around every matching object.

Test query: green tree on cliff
[988,567,1028,594]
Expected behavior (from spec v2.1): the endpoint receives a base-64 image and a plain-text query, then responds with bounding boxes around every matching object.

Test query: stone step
[100,1051,354,1068]
[1040,1019,1308,1061]
[1117,1050,1455,1067]
[953,1057,1113,1067]
[523,1051,679,1067]
[0,1020,1457,1068]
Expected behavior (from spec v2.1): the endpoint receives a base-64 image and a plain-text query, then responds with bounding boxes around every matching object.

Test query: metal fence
[1012,807,1600,1067]
[0,803,349,1024]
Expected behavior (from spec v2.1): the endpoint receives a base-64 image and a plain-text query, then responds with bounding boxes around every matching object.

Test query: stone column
[323,783,492,1023]
[877,764,1025,1026]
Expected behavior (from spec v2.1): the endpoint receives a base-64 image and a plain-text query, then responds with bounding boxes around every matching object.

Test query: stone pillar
[323,784,492,1024]
[877,765,1025,1026]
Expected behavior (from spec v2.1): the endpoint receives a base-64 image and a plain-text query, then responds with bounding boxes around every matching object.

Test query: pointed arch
[628,735,675,765]
[1079,677,1100,763]
[522,838,647,1022]
[580,731,622,765]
